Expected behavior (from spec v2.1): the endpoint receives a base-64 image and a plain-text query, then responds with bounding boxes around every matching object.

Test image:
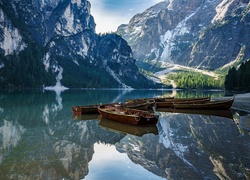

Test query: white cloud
[89,0,164,33]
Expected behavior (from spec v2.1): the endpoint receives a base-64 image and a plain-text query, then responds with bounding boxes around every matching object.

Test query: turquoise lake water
[0,89,249,179]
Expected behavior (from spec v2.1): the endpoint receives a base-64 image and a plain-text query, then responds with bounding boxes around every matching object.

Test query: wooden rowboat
[72,103,119,114]
[123,99,157,109]
[154,97,174,102]
[98,117,158,136]
[173,98,234,110]
[126,97,174,103]
[156,97,211,108]
[122,100,149,110]
[97,105,159,126]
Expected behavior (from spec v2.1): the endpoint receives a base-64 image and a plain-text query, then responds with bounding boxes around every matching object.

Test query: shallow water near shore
[0,89,249,179]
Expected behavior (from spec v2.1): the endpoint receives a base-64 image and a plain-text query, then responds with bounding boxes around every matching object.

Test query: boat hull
[98,106,159,126]
[156,97,211,108]
[173,98,234,110]
[122,100,149,110]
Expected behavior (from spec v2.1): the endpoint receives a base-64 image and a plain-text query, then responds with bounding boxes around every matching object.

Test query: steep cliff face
[0,8,26,56]
[117,0,250,70]
[187,1,250,69]
[0,0,158,89]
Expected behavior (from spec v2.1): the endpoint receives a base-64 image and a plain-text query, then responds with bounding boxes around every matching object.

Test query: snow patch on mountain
[0,9,26,56]
[43,52,51,71]
[55,5,75,36]
[44,66,69,91]
[212,0,234,23]
[159,8,200,62]
[106,67,133,89]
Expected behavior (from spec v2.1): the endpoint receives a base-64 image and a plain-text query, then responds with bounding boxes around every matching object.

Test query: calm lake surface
[0,89,249,180]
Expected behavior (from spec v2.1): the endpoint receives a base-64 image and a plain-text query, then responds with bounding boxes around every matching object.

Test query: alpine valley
[0,0,250,89]
[117,0,250,88]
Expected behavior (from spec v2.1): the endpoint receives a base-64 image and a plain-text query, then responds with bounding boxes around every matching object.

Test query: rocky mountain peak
[0,0,159,89]
[117,0,250,70]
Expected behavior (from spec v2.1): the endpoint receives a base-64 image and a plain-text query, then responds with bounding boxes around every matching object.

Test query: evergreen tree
[225,60,250,91]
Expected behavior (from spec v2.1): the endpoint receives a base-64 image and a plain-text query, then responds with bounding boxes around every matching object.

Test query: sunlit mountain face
[117,0,250,70]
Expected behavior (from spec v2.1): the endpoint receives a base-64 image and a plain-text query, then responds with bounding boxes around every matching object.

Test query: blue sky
[88,0,164,33]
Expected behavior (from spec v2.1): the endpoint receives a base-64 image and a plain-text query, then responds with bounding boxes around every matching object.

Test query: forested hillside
[225,59,250,91]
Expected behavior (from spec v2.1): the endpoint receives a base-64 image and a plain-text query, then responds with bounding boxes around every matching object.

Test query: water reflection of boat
[173,98,234,110]
[156,108,234,119]
[72,113,99,120]
[98,117,158,136]
[98,105,159,125]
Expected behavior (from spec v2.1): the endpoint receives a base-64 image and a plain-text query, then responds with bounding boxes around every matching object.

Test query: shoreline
[232,93,250,113]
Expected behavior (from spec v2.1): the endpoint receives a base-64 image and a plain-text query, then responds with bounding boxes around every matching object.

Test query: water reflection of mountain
[0,90,126,179]
[0,90,249,179]
[116,113,250,179]
[0,119,125,179]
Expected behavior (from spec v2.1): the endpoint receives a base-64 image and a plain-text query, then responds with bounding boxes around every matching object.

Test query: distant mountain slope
[117,0,250,71]
[0,0,160,89]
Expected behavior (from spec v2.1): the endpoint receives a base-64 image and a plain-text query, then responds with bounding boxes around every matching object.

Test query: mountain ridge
[117,0,250,71]
[0,0,160,89]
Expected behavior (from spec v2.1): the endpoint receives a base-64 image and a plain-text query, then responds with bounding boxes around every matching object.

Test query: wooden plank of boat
[155,101,173,108]
[98,117,158,137]
[173,98,234,110]
[156,97,211,108]
[148,99,156,108]
[152,97,175,102]
[122,100,149,110]
[126,97,174,103]
[97,105,159,126]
